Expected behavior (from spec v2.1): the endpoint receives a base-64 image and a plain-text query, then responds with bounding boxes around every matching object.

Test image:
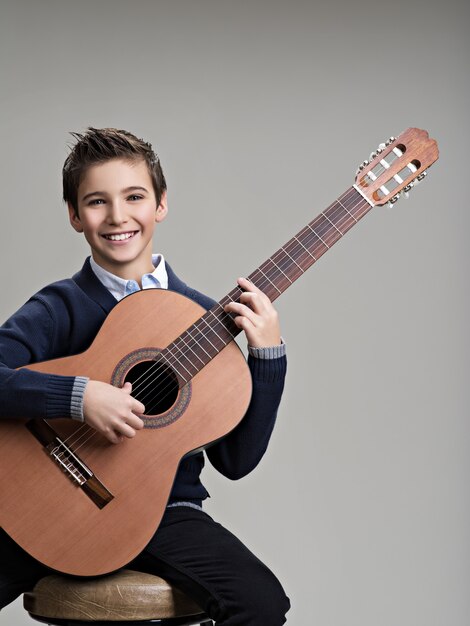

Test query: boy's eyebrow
[81,186,150,202]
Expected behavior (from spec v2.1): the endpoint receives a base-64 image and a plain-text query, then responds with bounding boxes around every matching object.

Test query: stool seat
[24,569,210,625]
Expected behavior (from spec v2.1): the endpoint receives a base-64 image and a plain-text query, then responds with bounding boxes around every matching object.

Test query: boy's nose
[107,202,128,225]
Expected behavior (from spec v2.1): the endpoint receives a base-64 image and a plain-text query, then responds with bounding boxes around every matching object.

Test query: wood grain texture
[355,128,439,205]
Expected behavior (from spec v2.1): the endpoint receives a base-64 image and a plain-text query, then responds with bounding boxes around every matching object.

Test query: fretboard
[162,186,371,386]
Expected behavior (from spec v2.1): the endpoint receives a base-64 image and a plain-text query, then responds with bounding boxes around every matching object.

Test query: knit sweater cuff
[248,339,286,360]
[70,376,89,421]
[45,374,83,419]
[247,353,287,384]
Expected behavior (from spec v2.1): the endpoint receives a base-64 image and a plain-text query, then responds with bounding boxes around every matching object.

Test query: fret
[322,211,344,236]
[327,196,364,234]
[338,198,358,223]
[198,316,224,347]
[166,340,197,378]
[265,257,294,285]
[266,245,305,285]
[192,319,220,353]
[281,246,304,273]
[251,266,282,296]
[170,305,238,375]
[184,326,211,359]
[166,186,371,387]
[292,235,317,261]
[266,252,294,285]
[160,348,190,385]
[207,308,237,340]
[307,223,330,249]
[177,333,206,366]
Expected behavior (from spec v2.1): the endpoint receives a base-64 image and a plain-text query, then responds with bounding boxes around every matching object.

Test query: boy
[0,128,290,624]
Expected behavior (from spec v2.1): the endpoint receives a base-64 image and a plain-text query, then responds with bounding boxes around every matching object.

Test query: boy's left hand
[224,277,281,348]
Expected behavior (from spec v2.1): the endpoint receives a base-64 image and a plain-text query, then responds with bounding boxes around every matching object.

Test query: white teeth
[104,232,135,241]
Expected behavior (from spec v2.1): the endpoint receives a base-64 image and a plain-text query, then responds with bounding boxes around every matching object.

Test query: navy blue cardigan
[0,258,286,504]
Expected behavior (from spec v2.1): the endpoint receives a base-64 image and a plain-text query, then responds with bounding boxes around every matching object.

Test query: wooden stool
[24,569,212,625]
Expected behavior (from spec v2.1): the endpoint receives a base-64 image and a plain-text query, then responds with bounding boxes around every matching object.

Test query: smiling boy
[0,128,290,624]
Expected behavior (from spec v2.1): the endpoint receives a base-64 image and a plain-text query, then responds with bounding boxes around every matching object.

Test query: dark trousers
[0,506,290,625]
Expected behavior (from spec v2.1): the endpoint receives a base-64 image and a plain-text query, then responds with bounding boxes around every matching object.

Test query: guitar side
[0,289,252,576]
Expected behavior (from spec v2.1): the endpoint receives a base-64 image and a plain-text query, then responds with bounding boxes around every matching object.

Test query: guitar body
[0,289,252,576]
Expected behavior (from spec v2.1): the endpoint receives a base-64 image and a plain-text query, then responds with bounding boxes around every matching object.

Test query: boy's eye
[128,194,143,201]
[88,198,105,206]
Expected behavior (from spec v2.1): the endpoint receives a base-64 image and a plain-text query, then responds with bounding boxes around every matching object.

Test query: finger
[131,398,146,415]
[122,381,133,394]
[115,422,138,439]
[126,412,145,429]
[106,429,124,445]
[236,278,274,314]
[224,301,259,325]
[237,277,269,298]
[231,315,255,334]
[238,291,271,315]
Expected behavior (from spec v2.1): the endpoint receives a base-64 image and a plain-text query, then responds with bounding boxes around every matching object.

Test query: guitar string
[54,187,369,461]
[55,186,368,461]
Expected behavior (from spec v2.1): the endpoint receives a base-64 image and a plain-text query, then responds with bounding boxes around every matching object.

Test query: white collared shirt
[89,254,168,302]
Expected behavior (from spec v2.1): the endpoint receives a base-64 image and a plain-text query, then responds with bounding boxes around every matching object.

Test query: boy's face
[68,158,167,280]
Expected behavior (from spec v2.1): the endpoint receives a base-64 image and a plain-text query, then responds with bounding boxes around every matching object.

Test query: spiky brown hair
[62,127,167,215]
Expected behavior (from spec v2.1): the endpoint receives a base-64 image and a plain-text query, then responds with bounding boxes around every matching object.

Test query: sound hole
[124,360,179,416]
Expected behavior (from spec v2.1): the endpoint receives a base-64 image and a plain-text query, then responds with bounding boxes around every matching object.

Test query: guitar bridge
[26,419,114,509]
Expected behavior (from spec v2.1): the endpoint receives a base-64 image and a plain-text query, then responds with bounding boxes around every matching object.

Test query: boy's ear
[155,190,168,223]
[68,203,83,233]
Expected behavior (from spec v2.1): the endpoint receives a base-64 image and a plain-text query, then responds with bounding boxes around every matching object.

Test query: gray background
[0,1,468,624]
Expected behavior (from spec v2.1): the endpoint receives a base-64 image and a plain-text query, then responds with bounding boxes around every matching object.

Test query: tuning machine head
[356,159,370,175]
[370,143,387,161]
[358,138,396,175]
[387,193,401,209]
[416,170,427,183]
[402,182,414,198]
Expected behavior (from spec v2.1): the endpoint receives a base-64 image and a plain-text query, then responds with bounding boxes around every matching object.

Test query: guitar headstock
[354,128,439,207]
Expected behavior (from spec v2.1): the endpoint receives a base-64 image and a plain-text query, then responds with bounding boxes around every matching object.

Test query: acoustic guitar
[0,128,439,576]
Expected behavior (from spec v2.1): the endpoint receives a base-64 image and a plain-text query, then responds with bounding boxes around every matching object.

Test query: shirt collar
[89,254,168,302]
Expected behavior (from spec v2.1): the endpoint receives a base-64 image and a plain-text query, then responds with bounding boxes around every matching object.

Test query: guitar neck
[164,186,371,386]
[227,185,370,303]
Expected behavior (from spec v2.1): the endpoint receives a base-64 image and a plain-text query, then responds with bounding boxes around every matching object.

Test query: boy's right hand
[83,380,145,444]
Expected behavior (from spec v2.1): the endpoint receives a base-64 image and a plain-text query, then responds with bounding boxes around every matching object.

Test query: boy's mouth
[101,231,138,241]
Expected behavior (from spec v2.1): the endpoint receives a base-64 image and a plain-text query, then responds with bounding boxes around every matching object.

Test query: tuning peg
[387,192,401,208]
[402,182,414,198]
[413,170,427,186]
[374,143,386,157]
[385,136,396,146]
[355,159,370,175]
[370,149,384,160]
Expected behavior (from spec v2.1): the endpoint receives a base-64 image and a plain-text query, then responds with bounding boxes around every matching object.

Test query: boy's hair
[63,127,167,216]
